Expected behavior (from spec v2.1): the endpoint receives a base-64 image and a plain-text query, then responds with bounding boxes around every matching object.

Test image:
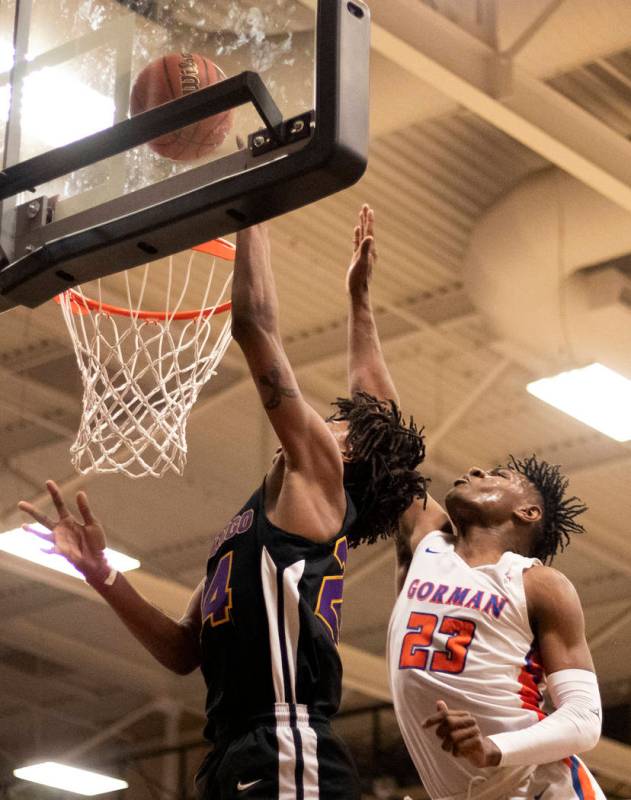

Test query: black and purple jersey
[196,482,360,800]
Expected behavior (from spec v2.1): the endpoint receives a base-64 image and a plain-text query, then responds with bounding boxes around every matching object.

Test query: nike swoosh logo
[237,780,262,792]
[425,548,440,554]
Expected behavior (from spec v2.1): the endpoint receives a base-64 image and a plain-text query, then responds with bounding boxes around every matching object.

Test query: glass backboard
[0,0,370,311]
[2,0,315,217]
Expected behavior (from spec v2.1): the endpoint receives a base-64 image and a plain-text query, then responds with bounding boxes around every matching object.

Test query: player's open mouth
[453,477,469,486]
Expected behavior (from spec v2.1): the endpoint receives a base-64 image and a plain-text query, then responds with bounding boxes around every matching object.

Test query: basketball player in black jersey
[19,222,426,800]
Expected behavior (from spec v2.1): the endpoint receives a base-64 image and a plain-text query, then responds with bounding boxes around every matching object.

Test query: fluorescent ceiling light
[0,523,140,580]
[0,42,114,148]
[527,363,631,442]
[14,762,128,796]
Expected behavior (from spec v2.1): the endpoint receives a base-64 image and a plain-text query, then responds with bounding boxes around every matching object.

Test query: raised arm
[231,224,345,541]
[18,481,202,675]
[347,205,399,404]
[346,207,449,587]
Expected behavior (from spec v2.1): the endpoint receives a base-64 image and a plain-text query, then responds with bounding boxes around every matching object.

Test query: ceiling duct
[464,168,631,377]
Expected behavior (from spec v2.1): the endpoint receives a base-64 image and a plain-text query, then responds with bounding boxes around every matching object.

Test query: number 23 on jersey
[399,612,476,674]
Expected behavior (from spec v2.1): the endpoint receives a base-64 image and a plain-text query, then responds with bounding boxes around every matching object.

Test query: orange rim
[54,237,235,320]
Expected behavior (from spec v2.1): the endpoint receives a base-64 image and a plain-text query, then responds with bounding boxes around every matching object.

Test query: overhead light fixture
[0,42,114,149]
[0,523,140,579]
[527,362,631,442]
[14,762,128,796]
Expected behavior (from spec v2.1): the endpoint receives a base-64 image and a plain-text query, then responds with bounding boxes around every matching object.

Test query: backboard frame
[0,0,370,312]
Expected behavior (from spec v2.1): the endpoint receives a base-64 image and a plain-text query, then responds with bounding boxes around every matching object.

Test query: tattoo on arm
[259,364,298,410]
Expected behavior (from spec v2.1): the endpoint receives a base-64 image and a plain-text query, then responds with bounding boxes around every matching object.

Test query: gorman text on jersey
[406,578,509,619]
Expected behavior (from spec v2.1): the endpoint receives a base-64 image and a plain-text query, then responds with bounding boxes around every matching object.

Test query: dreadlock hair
[507,454,587,564]
[328,391,428,548]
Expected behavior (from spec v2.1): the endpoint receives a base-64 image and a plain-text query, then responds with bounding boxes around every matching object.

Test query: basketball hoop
[55,238,235,478]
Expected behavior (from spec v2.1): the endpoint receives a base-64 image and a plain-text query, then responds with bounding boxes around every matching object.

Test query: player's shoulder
[523,564,580,609]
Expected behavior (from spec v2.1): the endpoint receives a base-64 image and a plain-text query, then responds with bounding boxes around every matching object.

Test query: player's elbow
[167,625,201,675]
[231,303,277,342]
[578,714,601,753]
[171,658,200,676]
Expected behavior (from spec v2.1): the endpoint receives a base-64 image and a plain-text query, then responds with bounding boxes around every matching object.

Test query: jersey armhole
[260,479,356,548]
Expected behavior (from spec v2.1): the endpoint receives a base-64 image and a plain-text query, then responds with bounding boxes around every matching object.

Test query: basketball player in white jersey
[346,205,605,800]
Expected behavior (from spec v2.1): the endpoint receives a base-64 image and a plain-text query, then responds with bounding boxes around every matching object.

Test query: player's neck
[453,522,521,566]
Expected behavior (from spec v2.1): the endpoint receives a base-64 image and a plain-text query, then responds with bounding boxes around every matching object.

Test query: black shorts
[195,708,360,800]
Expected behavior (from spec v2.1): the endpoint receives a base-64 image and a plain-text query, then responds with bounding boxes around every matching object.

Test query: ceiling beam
[367,0,631,214]
[0,617,183,699]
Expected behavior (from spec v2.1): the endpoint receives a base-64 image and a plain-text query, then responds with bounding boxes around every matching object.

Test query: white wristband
[103,568,118,586]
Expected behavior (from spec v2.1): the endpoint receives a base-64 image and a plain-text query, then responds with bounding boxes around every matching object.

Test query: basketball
[130,52,233,162]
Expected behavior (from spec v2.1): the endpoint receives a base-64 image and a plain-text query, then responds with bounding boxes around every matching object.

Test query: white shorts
[520,756,605,800]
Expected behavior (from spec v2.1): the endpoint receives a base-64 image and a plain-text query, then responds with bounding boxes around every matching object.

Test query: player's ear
[514,504,542,525]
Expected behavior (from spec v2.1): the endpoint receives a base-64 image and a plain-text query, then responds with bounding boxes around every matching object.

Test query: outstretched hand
[346,204,377,297]
[18,481,110,586]
[423,700,501,768]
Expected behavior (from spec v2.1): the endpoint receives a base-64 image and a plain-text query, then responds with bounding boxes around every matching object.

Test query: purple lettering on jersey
[483,594,508,619]
[408,579,420,599]
[417,581,435,601]
[430,584,449,603]
[202,551,233,627]
[316,576,344,644]
[209,508,255,558]
[334,537,348,572]
[315,537,348,645]
[446,586,469,606]
[238,509,254,533]
[464,590,483,610]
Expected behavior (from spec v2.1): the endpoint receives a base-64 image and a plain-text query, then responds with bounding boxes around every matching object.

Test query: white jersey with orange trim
[387,530,605,800]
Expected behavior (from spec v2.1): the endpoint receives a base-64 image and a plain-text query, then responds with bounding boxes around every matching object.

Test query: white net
[58,249,233,478]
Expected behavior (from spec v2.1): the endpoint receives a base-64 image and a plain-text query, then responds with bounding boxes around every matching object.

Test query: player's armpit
[394,495,451,593]
[524,565,594,673]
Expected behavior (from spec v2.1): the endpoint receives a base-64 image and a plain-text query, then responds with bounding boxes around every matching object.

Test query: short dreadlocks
[507,454,587,563]
[329,392,428,548]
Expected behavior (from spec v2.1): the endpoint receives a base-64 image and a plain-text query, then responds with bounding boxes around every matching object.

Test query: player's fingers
[76,492,96,526]
[436,700,449,713]
[17,502,55,531]
[46,480,70,519]
[423,711,446,729]
[360,236,374,259]
[366,207,375,236]
[445,712,476,726]
[22,523,54,541]
[436,716,475,738]
[449,724,479,745]
[452,732,483,758]
[354,225,361,250]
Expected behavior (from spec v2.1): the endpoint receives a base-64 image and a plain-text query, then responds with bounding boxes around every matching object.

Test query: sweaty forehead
[506,467,541,499]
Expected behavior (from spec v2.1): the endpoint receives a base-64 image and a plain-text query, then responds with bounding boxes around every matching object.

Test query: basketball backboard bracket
[0,0,370,313]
